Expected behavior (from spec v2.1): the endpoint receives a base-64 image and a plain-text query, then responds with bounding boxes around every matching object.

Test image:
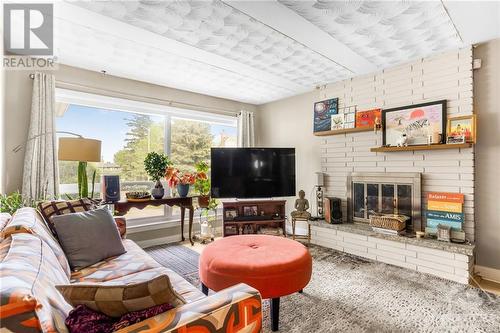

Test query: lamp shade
[58,137,101,162]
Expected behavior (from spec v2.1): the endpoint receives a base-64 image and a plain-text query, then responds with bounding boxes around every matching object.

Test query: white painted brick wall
[311,225,473,285]
[319,47,475,241]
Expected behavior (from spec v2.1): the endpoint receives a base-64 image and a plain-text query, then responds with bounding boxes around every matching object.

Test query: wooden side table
[291,216,311,244]
[113,197,195,245]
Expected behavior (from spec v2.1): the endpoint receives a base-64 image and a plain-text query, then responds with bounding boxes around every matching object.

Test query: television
[211,148,296,198]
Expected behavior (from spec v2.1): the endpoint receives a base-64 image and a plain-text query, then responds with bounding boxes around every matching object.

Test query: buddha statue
[291,190,311,219]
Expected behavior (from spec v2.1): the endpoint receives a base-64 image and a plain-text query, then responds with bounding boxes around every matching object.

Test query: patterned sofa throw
[4,208,72,277]
[51,207,126,271]
[56,275,185,317]
[0,213,11,234]
[0,233,73,333]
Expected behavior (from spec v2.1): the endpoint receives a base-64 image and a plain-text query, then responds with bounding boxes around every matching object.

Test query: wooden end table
[113,197,195,245]
[291,216,311,244]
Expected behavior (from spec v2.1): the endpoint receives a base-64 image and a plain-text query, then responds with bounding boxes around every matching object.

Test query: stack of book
[425,192,465,240]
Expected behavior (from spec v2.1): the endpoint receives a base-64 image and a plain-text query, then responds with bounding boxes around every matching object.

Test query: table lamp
[58,136,101,198]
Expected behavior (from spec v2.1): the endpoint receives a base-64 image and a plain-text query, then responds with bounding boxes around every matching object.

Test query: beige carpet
[148,243,500,332]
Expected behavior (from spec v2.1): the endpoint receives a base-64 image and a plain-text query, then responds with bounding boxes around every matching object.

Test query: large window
[56,89,237,224]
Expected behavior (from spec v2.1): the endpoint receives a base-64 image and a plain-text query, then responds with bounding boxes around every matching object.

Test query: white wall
[257,47,475,240]
[474,39,500,270]
[255,90,323,229]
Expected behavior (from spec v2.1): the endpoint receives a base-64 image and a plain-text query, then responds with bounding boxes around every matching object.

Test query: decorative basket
[369,213,409,231]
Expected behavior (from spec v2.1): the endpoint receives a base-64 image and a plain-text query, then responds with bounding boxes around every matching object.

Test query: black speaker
[102,175,120,203]
[324,197,342,224]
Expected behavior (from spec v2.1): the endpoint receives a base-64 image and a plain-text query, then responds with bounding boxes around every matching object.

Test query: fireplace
[347,173,422,232]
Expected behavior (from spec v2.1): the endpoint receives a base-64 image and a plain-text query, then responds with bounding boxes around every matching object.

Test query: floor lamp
[58,136,101,198]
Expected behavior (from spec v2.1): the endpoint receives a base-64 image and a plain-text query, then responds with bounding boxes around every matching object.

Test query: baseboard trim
[136,235,181,249]
[475,265,500,283]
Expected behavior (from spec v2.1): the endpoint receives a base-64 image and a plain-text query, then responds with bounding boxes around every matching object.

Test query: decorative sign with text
[426,192,464,232]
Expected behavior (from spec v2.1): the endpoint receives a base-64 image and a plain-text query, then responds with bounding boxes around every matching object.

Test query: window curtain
[237,110,255,147]
[22,72,59,200]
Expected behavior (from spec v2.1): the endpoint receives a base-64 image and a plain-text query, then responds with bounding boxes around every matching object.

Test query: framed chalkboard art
[383,100,447,146]
[313,98,338,133]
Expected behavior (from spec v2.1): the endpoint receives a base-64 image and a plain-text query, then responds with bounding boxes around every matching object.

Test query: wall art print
[313,98,338,133]
[383,100,447,146]
[331,114,345,130]
[447,115,476,143]
[355,109,382,129]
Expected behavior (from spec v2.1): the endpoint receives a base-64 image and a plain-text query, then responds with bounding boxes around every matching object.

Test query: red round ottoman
[199,235,312,331]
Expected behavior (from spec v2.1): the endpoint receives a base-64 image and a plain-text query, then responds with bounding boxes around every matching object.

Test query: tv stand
[222,200,286,237]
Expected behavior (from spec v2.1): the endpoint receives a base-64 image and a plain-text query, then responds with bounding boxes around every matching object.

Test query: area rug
[145,243,200,286]
[146,243,500,332]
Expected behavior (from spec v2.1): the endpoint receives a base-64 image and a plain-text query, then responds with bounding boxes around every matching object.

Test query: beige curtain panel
[237,110,255,148]
[22,72,59,200]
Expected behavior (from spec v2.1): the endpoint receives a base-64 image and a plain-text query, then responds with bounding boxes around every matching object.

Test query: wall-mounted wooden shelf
[370,143,473,152]
[314,127,373,136]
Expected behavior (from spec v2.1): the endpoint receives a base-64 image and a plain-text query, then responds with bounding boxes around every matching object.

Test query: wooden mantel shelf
[314,127,373,136]
[370,143,473,152]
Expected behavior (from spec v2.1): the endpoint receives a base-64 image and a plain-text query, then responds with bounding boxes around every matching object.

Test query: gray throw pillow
[52,207,126,271]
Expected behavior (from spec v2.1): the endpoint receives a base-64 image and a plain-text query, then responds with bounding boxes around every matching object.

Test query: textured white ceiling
[54,17,295,104]
[278,0,463,68]
[53,1,498,105]
[69,0,352,89]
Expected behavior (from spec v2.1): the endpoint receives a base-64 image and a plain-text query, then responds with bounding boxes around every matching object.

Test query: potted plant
[194,161,210,207]
[0,191,36,215]
[144,152,171,199]
[165,167,207,198]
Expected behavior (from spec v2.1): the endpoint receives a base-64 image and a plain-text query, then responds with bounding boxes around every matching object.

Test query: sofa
[0,207,262,333]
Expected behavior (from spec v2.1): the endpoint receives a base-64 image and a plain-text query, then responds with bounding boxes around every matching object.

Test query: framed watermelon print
[382,100,447,146]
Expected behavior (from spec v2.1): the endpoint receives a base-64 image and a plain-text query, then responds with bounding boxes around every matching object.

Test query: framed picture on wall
[313,98,338,133]
[331,114,345,130]
[355,108,382,129]
[382,100,447,146]
[447,115,476,143]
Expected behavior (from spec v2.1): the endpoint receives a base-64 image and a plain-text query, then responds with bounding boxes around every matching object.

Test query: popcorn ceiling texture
[317,47,475,241]
[71,0,352,89]
[65,1,466,104]
[54,18,293,104]
[279,0,462,68]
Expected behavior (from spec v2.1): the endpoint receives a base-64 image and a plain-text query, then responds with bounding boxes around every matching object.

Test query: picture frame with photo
[331,114,345,130]
[243,205,258,216]
[446,135,466,144]
[382,100,447,146]
[224,209,238,220]
[313,98,339,133]
[356,108,382,129]
[447,115,476,143]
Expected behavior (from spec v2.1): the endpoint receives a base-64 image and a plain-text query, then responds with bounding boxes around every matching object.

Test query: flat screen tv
[211,148,296,198]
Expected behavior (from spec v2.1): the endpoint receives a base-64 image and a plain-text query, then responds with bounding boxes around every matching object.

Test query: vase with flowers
[165,167,207,198]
